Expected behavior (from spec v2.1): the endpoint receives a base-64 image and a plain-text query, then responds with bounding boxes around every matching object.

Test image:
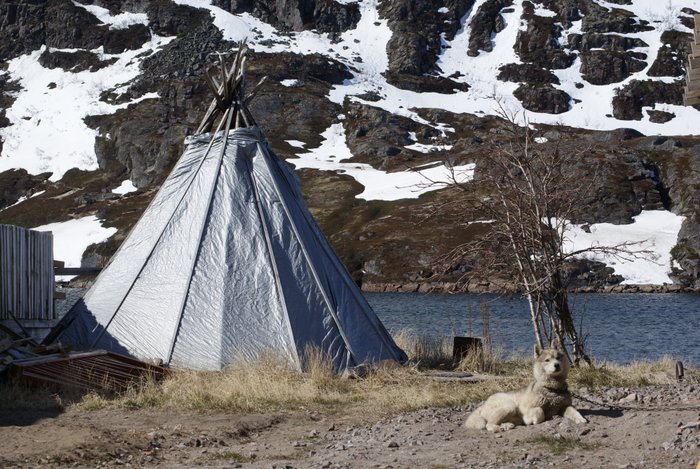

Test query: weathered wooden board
[0,225,55,321]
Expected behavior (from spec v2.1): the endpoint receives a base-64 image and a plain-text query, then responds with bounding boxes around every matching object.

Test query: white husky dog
[465,347,588,432]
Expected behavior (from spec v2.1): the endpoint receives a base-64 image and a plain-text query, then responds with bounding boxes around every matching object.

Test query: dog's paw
[499,423,516,431]
[564,406,588,424]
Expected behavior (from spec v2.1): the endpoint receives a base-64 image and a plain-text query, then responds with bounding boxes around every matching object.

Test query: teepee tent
[50,45,406,371]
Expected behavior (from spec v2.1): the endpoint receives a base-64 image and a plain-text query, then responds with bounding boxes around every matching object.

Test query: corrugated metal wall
[0,224,55,320]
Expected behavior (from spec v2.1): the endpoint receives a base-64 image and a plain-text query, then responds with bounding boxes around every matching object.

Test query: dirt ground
[1,383,699,469]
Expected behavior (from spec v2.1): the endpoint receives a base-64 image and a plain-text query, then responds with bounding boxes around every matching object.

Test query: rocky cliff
[0,0,699,290]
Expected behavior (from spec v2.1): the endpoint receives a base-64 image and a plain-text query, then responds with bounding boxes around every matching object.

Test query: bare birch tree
[438,106,651,365]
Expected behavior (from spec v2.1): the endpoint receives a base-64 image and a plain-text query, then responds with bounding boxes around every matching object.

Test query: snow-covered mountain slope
[0,0,698,288]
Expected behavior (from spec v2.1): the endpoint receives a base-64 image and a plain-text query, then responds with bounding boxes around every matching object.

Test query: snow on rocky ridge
[0,0,698,286]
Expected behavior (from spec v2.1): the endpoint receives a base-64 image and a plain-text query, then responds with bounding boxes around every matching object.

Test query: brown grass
[570,356,697,389]
[1,341,695,417]
[73,352,521,414]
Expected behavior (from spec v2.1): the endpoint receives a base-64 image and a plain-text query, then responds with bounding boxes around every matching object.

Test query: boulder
[38,49,117,73]
[646,110,675,124]
[513,84,571,114]
[497,63,560,84]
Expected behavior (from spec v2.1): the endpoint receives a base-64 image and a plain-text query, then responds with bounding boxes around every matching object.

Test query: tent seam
[247,144,301,372]
[256,142,359,368]
[165,109,234,366]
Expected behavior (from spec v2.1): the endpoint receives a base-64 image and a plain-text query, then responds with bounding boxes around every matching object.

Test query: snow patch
[73,2,148,29]
[112,180,137,195]
[286,140,306,149]
[0,35,173,180]
[33,215,117,280]
[563,210,685,285]
[280,79,300,87]
[287,123,474,201]
[405,141,454,154]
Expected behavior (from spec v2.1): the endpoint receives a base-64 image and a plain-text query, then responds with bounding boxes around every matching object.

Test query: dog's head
[533,346,570,380]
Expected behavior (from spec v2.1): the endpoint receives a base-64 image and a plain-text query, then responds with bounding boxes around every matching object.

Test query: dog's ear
[534,344,541,357]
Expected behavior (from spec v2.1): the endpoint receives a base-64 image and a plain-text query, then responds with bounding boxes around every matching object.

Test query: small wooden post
[453,336,483,362]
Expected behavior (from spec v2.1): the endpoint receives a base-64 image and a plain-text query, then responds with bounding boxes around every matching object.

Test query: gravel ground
[1,383,698,468]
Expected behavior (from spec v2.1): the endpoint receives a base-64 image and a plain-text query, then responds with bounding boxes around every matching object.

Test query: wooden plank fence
[684,14,700,107]
[0,224,55,321]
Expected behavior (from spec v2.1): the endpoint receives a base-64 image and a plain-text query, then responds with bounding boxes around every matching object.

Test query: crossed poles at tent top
[196,41,267,135]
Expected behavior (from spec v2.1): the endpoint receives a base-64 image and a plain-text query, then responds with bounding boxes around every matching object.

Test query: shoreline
[361,281,700,294]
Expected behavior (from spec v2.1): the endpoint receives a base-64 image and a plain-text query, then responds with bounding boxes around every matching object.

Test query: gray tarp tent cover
[55,125,407,371]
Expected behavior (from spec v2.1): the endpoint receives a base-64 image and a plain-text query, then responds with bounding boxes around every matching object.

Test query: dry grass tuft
[68,348,524,414]
[570,356,696,389]
[3,344,695,417]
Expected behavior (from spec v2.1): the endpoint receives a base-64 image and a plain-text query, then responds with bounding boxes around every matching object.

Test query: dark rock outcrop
[498,63,560,84]
[383,73,470,93]
[567,32,647,52]
[379,0,474,75]
[147,0,212,36]
[580,50,646,85]
[249,52,352,85]
[38,49,117,73]
[0,0,49,61]
[467,0,512,56]
[562,258,623,290]
[0,0,152,62]
[0,169,51,210]
[342,101,416,170]
[516,4,576,69]
[43,1,108,51]
[612,79,684,120]
[103,24,151,54]
[648,30,692,77]
[580,1,654,35]
[540,0,581,28]
[0,73,21,131]
[217,0,360,35]
[656,142,700,287]
[647,110,675,123]
[513,84,571,114]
